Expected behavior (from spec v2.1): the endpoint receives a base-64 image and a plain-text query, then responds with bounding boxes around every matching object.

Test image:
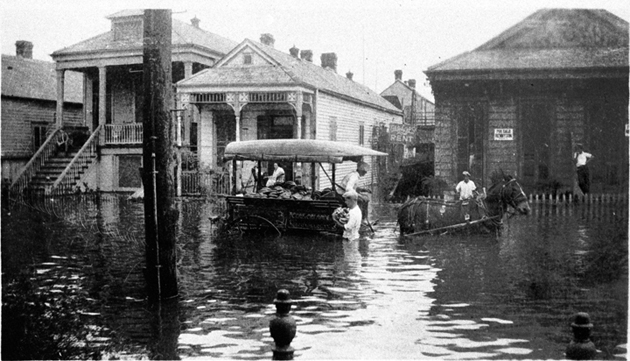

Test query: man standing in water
[574,144,594,195]
[337,161,370,224]
[455,171,477,200]
[334,190,362,241]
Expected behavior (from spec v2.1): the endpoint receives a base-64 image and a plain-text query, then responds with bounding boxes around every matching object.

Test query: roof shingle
[2,55,83,103]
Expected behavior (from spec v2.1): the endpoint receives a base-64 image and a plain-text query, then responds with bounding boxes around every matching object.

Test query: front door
[455,102,486,186]
[521,102,553,187]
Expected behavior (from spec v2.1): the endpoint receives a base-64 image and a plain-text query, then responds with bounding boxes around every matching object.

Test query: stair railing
[10,127,63,195]
[52,124,102,194]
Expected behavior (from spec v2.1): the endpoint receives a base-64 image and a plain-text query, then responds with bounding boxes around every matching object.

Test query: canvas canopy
[223,139,388,163]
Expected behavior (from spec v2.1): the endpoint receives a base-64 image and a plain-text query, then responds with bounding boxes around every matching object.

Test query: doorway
[520,102,553,187]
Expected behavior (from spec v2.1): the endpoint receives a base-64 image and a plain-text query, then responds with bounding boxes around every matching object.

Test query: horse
[398,173,530,236]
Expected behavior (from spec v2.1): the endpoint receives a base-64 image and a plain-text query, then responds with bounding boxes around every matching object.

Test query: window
[244,53,252,65]
[359,122,365,145]
[329,117,337,141]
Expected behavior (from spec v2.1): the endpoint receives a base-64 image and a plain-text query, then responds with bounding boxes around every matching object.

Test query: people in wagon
[334,190,362,241]
[337,161,370,224]
[574,144,594,195]
[455,171,477,200]
[265,162,285,187]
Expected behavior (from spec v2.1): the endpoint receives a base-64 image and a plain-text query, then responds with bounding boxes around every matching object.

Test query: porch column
[294,92,303,139]
[184,61,193,78]
[83,73,93,128]
[183,61,193,145]
[55,69,65,127]
[235,115,241,142]
[98,66,107,144]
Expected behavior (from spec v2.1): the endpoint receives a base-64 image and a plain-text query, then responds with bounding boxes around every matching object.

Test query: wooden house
[425,9,628,194]
[38,10,237,193]
[381,70,435,162]
[176,35,403,192]
[1,41,83,183]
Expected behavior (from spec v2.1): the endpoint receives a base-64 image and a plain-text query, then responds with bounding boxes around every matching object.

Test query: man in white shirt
[334,190,362,241]
[455,171,477,200]
[574,144,594,195]
[337,162,370,224]
[266,163,285,187]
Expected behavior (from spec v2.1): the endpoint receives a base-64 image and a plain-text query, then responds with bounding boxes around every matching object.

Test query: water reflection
[1,195,627,359]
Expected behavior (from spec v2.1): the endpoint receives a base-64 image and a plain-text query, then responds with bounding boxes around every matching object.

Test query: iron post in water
[142,9,179,301]
[269,289,296,360]
[566,312,597,360]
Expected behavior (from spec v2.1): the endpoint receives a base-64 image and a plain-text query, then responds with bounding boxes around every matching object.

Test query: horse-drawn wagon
[398,173,531,237]
[221,139,387,235]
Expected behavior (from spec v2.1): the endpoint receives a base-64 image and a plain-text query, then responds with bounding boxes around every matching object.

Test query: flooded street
[2,194,627,360]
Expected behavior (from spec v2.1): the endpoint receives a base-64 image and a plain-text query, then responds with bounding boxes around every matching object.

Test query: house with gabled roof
[9,10,238,194]
[1,41,83,183]
[177,34,403,192]
[425,9,628,194]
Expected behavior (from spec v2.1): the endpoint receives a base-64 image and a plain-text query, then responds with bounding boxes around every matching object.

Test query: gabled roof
[52,14,237,58]
[426,9,629,76]
[1,55,83,103]
[381,80,434,104]
[179,39,401,114]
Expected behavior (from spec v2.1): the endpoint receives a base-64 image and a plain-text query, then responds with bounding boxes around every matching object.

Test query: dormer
[107,10,144,41]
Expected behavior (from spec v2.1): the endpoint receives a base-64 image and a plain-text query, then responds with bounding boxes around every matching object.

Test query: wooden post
[142,9,178,302]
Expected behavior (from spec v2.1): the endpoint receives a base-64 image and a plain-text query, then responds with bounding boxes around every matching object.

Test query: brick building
[425,9,628,194]
[1,41,83,182]
[177,35,403,191]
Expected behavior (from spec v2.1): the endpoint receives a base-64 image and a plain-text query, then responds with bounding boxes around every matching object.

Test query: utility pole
[142,9,178,302]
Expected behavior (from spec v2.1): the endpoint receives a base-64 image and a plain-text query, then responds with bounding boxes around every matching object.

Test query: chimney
[15,40,33,59]
[346,71,354,80]
[320,52,337,72]
[408,79,416,88]
[289,45,299,58]
[191,16,200,28]
[260,33,275,47]
[300,49,313,62]
[395,69,402,81]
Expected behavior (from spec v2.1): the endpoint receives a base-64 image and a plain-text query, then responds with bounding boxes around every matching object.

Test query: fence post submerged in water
[566,312,597,360]
[269,289,296,360]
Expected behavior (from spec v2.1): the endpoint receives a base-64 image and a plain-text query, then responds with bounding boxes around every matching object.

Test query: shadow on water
[1,195,627,359]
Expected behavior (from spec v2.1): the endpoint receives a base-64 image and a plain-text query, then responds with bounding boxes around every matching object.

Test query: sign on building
[494,128,513,141]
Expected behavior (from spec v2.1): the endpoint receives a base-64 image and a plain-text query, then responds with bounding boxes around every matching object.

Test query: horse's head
[499,176,530,215]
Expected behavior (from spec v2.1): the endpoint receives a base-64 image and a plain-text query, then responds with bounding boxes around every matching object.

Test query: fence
[181,171,231,196]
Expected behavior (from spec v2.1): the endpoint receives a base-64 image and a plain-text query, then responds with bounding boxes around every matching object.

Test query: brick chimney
[260,33,275,47]
[395,69,402,81]
[300,49,313,62]
[346,71,354,80]
[289,45,299,58]
[408,79,416,88]
[321,52,337,72]
[15,40,33,59]
[191,16,200,28]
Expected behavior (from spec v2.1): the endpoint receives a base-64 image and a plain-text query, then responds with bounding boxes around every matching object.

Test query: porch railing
[181,171,231,196]
[51,125,102,194]
[104,123,143,145]
[10,127,63,195]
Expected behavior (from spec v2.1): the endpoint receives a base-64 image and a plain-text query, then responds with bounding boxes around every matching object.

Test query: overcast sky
[1,0,628,101]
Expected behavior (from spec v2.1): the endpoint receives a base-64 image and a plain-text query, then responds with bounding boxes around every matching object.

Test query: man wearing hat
[334,190,362,241]
[574,144,594,195]
[455,171,477,200]
[337,161,370,223]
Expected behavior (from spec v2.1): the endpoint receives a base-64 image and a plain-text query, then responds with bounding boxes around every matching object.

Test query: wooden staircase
[11,125,102,196]
[29,150,92,191]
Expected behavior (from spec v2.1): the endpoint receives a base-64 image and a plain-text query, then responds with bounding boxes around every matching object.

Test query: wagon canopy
[224,139,388,163]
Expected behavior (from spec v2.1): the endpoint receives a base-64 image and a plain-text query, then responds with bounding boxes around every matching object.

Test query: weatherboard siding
[315,91,402,190]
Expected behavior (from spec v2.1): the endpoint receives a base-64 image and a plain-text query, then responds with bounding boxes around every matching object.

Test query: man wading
[336,161,371,225]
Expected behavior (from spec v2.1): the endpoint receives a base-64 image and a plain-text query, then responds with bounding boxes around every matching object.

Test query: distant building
[46,10,238,192]
[177,35,403,191]
[1,41,83,182]
[381,70,435,163]
[425,9,628,194]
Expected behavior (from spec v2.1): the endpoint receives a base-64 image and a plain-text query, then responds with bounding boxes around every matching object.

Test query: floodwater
[1,194,628,360]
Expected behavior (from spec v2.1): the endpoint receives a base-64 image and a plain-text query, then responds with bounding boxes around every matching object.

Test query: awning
[223,139,388,163]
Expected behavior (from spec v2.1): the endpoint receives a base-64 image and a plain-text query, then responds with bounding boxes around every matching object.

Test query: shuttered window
[359,122,365,145]
[329,117,337,141]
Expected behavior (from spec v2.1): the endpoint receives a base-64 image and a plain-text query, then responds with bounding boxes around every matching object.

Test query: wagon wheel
[228,215,282,236]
